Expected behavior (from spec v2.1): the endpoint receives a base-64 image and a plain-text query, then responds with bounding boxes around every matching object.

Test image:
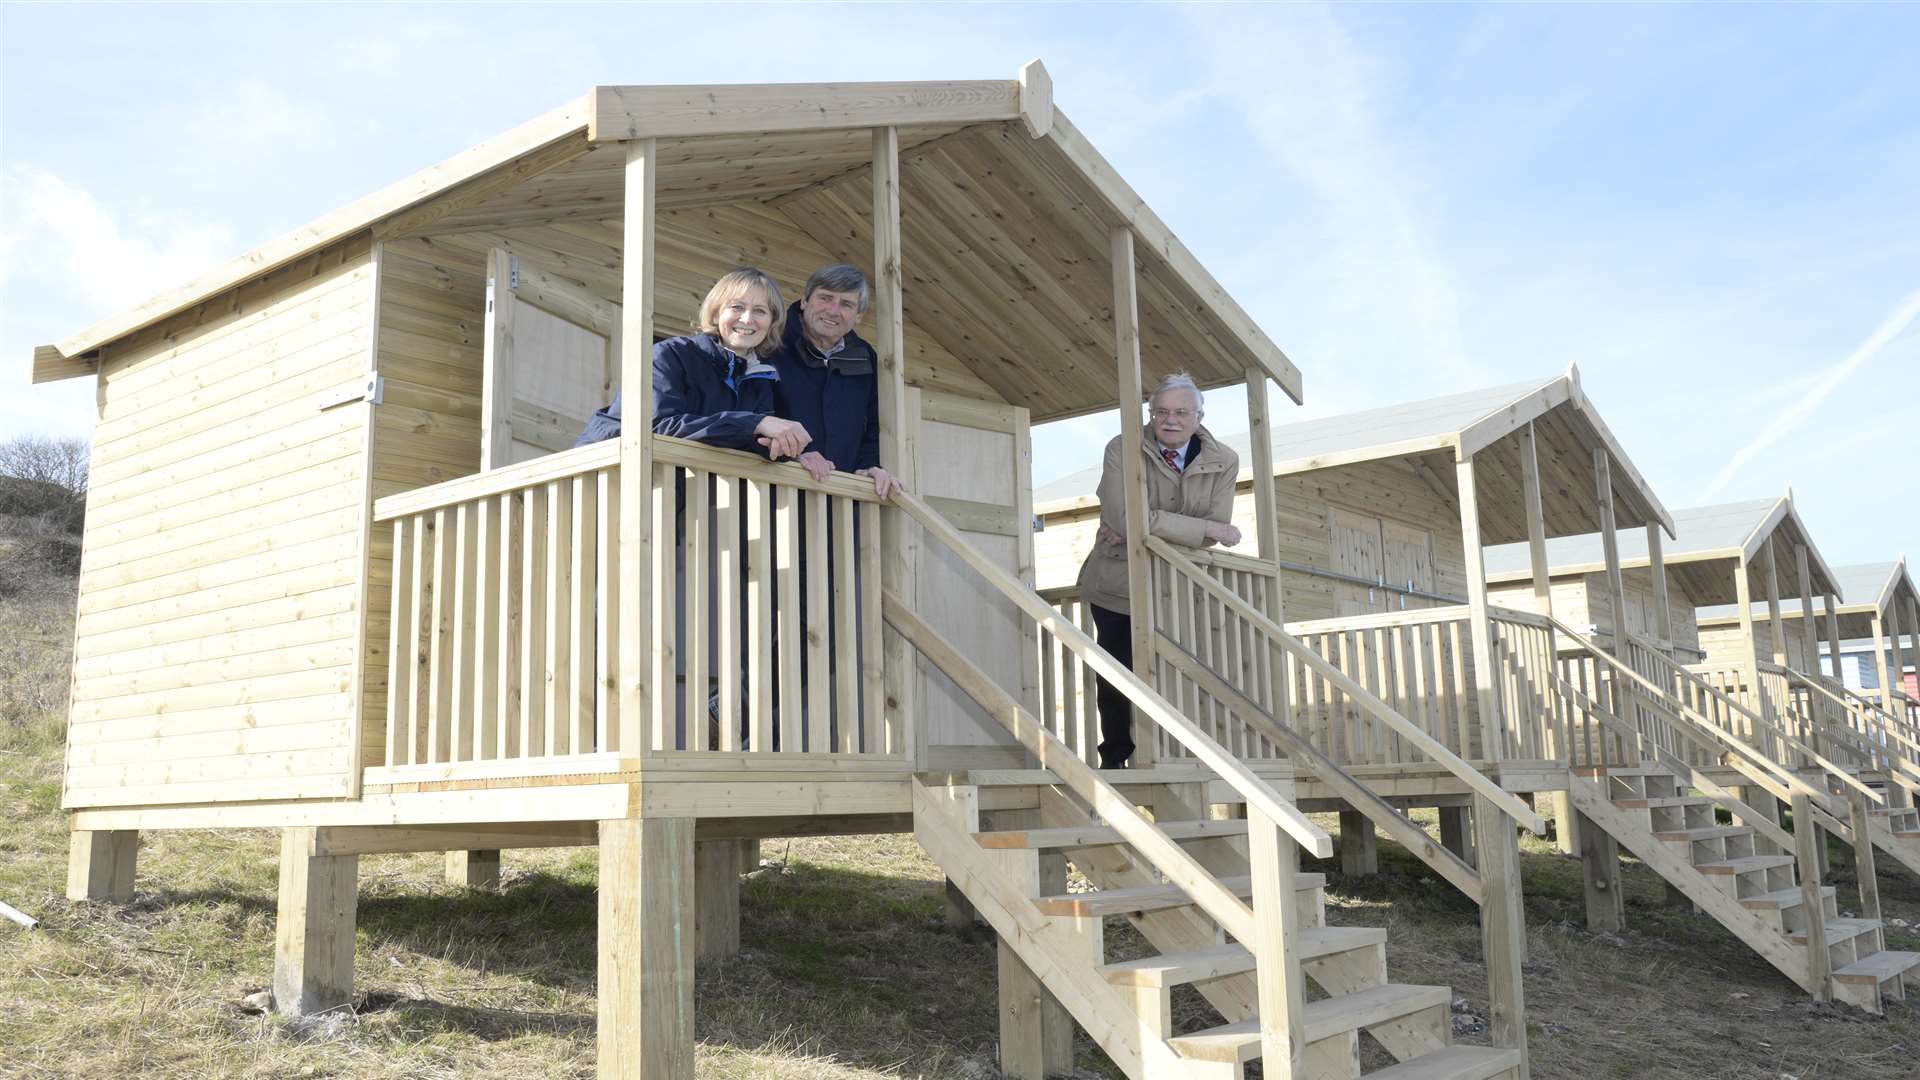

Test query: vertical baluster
[596,470,619,753]
[386,517,412,768]
[746,479,774,752]
[805,491,831,753]
[519,486,547,756]
[713,476,740,752]
[1058,601,1081,758]
[833,497,859,754]
[856,500,883,754]
[500,493,522,758]
[650,465,677,755]
[571,474,595,755]
[1408,621,1434,757]
[451,502,476,762]
[776,484,802,752]
[1040,622,1059,746]
[428,507,455,764]
[545,479,573,755]
[684,470,710,753]
[1078,599,1100,766]
[474,497,500,762]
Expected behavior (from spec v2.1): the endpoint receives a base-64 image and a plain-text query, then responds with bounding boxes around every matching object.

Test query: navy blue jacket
[770,303,880,471]
[574,333,780,451]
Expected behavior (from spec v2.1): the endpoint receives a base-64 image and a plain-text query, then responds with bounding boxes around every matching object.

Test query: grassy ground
[4,585,1918,1078]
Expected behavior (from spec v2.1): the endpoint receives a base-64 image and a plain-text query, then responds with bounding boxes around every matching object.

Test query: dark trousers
[1089,603,1136,769]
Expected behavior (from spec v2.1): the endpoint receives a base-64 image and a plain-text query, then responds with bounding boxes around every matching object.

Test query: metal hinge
[318,373,384,411]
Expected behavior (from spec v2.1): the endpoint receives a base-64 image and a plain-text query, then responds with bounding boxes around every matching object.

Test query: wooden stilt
[1576,810,1624,932]
[1547,791,1579,856]
[1338,809,1378,877]
[273,827,359,1016]
[944,877,980,932]
[695,839,742,962]
[65,829,137,902]
[444,849,501,891]
[1473,794,1530,1077]
[598,817,695,1080]
[997,936,1075,1078]
[1439,805,1477,870]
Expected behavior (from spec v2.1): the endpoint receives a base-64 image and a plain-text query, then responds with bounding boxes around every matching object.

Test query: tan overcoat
[1075,425,1239,614]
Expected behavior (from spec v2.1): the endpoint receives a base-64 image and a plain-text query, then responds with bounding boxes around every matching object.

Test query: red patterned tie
[1161,446,1181,472]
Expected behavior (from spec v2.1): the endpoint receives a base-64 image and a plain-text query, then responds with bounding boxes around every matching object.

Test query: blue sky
[3,3,1916,570]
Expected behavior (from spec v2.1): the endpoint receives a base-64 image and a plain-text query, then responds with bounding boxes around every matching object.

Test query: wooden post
[1823,594,1844,683]
[1576,809,1624,932]
[481,247,517,470]
[1473,794,1529,1074]
[1892,601,1912,707]
[1733,557,1766,731]
[618,138,657,754]
[872,125,918,765]
[1249,809,1306,1078]
[1455,455,1506,759]
[1762,538,1789,668]
[444,849,501,891]
[65,829,137,902]
[944,878,980,931]
[1648,524,1673,644]
[1519,423,1552,619]
[695,839,742,962]
[1593,450,1627,655]
[273,827,358,1016]
[1439,804,1477,869]
[1848,787,1881,923]
[1789,794,1831,1001]
[997,832,1073,1080]
[1112,226,1154,767]
[1247,369,1288,724]
[1337,809,1378,877]
[599,817,695,1079]
[1795,545,1818,673]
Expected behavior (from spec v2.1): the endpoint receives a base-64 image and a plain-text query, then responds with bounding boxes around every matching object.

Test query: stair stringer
[1565,777,1818,993]
[914,779,1203,1080]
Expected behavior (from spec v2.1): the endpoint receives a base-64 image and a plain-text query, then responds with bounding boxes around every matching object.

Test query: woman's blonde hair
[695,268,786,358]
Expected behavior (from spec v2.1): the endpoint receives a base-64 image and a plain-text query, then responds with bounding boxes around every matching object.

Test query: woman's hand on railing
[754,416,812,460]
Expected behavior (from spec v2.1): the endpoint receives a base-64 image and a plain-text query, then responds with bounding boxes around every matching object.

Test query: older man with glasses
[1075,373,1242,769]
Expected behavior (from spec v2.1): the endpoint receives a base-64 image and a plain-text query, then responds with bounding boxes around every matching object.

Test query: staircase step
[1033,873,1327,918]
[1099,926,1387,987]
[1170,983,1451,1064]
[1696,855,1795,876]
[1574,764,1666,778]
[1789,918,1881,948]
[1832,950,1920,985]
[1363,1045,1528,1080]
[1652,825,1755,842]
[1616,796,1715,809]
[977,818,1248,850]
[1740,885,1836,912]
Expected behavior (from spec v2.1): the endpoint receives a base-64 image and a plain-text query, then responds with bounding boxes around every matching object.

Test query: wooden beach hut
[34,66,1543,1079]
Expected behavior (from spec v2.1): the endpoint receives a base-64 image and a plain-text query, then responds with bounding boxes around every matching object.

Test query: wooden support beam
[1734,558,1769,725]
[598,817,695,1079]
[65,829,137,902]
[1848,788,1881,923]
[871,125,918,764]
[1337,809,1378,877]
[1796,545,1818,672]
[1762,538,1789,667]
[695,838,742,962]
[1455,456,1506,758]
[1823,594,1845,682]
[998,938,1075,1078]
[1519,423,1552,619]
[1113,226,1154,767]
[944,878,980,931]
[1576,809,1624,932]
[1891,602,1911,703]
[445,849,501,891]
[1790,794,1831,1001]
[1249,808,1307,1076]
[1247,369,1289,726]
[1473,793,1530,1069]
[273,827,358,1016]
[618,138,657,754]
[1438,805,1477,870]
[1648,524,1673,643]
[1594,449,1627,655]
[589,80,1021,141]
[481,248,517,470]
[1547,792,1579,857]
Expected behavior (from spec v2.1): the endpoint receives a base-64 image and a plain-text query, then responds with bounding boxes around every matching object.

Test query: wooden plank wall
[66,238,377,808]
[1035,456,1468,624]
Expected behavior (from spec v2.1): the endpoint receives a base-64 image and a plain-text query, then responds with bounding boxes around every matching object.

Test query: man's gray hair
[803,263,871,314]
[1149,372,1203,410]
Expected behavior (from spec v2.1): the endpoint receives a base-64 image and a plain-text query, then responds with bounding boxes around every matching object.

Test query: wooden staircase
[917,775,1526,1079]
[890,492,1540,1079]
[1568,763,1920,1013]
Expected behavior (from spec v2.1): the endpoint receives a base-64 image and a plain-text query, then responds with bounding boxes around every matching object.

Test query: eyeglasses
[1149,408,1198,421]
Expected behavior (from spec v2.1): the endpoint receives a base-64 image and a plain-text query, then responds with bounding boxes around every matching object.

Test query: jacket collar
[1140,424,1226,474]
[782,302,876,375]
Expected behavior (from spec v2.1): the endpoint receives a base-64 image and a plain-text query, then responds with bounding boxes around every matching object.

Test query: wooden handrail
[1180,545,1276,577]
[1155,632,1484,903]
[651,435,885,502]
[885,596,1263,944]
[1623,632,1883,807]
[1145,535,1549,836]
[1284,604,1471,635]
[891,490,1334,858]
[374,439,618,521]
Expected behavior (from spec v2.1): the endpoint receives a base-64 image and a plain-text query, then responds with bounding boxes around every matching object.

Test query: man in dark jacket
[771,264,900,498]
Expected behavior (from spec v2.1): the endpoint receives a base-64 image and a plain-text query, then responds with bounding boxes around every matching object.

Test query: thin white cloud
[1700,286,1920,500]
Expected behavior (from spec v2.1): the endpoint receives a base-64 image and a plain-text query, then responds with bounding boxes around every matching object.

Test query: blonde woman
[576,267,811,457]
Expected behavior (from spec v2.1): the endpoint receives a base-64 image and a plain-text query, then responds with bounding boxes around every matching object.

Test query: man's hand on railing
[754,416,812,460]
[857,466,901,499]
[797,450,834,484]
[1204,521,1242,547]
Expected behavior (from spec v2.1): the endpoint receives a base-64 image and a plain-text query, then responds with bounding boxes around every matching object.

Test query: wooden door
[1381,520,1435,611]
[1330,508,1384,616]
[480,248,621,467]
[912,389,1036,767]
